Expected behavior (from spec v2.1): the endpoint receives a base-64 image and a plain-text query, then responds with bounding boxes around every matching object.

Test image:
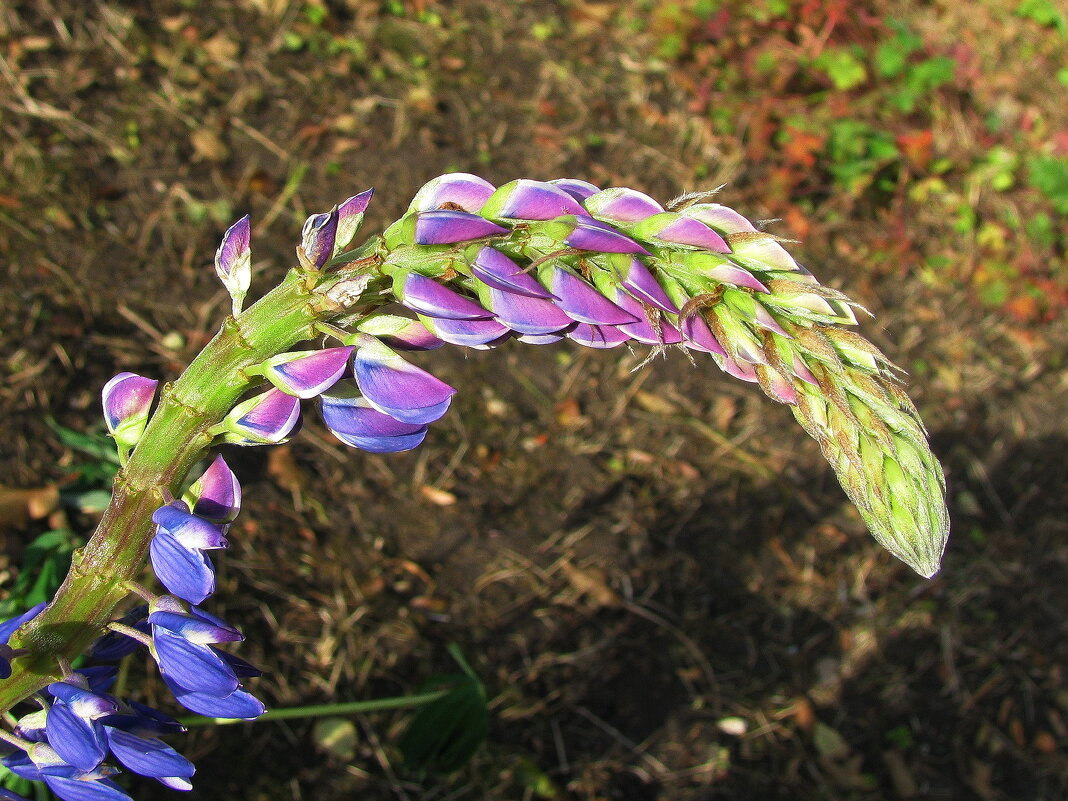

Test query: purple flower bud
[418,315,512,348]
[259,346,354,398]
[188,456,241,523]
[702,262,770,293]
[611,291,682,345]
[214,215,251,312]
[792,355,819,386]
[357,314,445,351]
[469,246,554,299]
[101,372,158,451]
[152,503,227,550]
[353,339,456,425]
[680,314,727,356]
[480,179,587,220]
[583,187,665,222]
[485,287,573,336]
[546,266,640,326]
[408,173,496,213]
[394,271,493,320]
[679,203,757,234]
[218,388,302,445]
[567,323,631,349]
[559,217,650,254]
[718,355,760,383]
[608,256,678,313]
[412,210,509,245]
[550,178,601,201]
[149,532,216,605]
[764,370,798,404]
[321,384,428,453]
[301,206,340,268]
[335,188,374,252]
[630,213,731,253]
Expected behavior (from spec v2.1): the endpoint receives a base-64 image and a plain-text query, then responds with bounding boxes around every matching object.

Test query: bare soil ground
[1,1,1066,799]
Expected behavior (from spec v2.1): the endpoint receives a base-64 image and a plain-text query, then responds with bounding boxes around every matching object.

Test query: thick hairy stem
[0,265,366,713]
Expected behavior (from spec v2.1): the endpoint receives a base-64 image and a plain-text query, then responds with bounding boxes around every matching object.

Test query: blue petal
[44,704,106,773]
[152,629,238,697]
[163,676,265,720]
[148,610,242,645]
[41,773,133,801]
[149,531,216,605]
[0,603,47,644]
[105,729,194,780]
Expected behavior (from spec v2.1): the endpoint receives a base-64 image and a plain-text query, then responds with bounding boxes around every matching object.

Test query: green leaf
[814,48,868,90]
[45,418,120,465]
[1015,0,1068,32]
[398,669,487,774]
[1028,156,1068,213]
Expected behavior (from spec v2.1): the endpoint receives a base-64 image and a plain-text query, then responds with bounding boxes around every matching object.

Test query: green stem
[0,263,373,714]
[178,690,449,727]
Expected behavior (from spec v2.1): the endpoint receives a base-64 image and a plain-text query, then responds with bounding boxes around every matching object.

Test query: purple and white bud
[480,179,588,221]
[217,388,302,445]
[679,203,758,234]
[257,346,354,398]
[583,187,665,222]
[547,216,650,254]
[101,372,158,455]
[334,188,374,253]
[408,173,496,213]
[214,215,251,315]
[629,212,731,253]
[187,455,241,523]
[301,206,340,269]
[352,338,456,424]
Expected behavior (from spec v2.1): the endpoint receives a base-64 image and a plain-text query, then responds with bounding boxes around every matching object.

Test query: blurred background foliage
[1,1,1065,799]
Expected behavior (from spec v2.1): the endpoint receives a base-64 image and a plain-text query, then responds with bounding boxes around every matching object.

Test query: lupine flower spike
[0,172,949,801]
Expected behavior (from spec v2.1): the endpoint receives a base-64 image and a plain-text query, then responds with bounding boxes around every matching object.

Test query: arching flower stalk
[0,175,948,801]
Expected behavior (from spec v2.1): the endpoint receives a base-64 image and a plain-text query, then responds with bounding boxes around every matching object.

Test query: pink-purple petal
[228,389,302,444]
[679,203,757,234]
[190,456,241,522]
[408,173,496,213]
[413,210,508,245]
[680,314,727,356]
[550,178,601,201]
[564,218,649,254]
[396,272,493,320]
[583,187,665,222]
[335,188,374,251]
[265,347,354,398]
[638,215,731,252]
[704,263,770,293]
[101,373,158,435]
[470,246,554,299]
[618,258,679,313]
[214,215,251,281]
[301,207,339,268]
[481,179,587,220]
[548,266,640,325]
[487,287,573,335]
[612,291,683,345]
